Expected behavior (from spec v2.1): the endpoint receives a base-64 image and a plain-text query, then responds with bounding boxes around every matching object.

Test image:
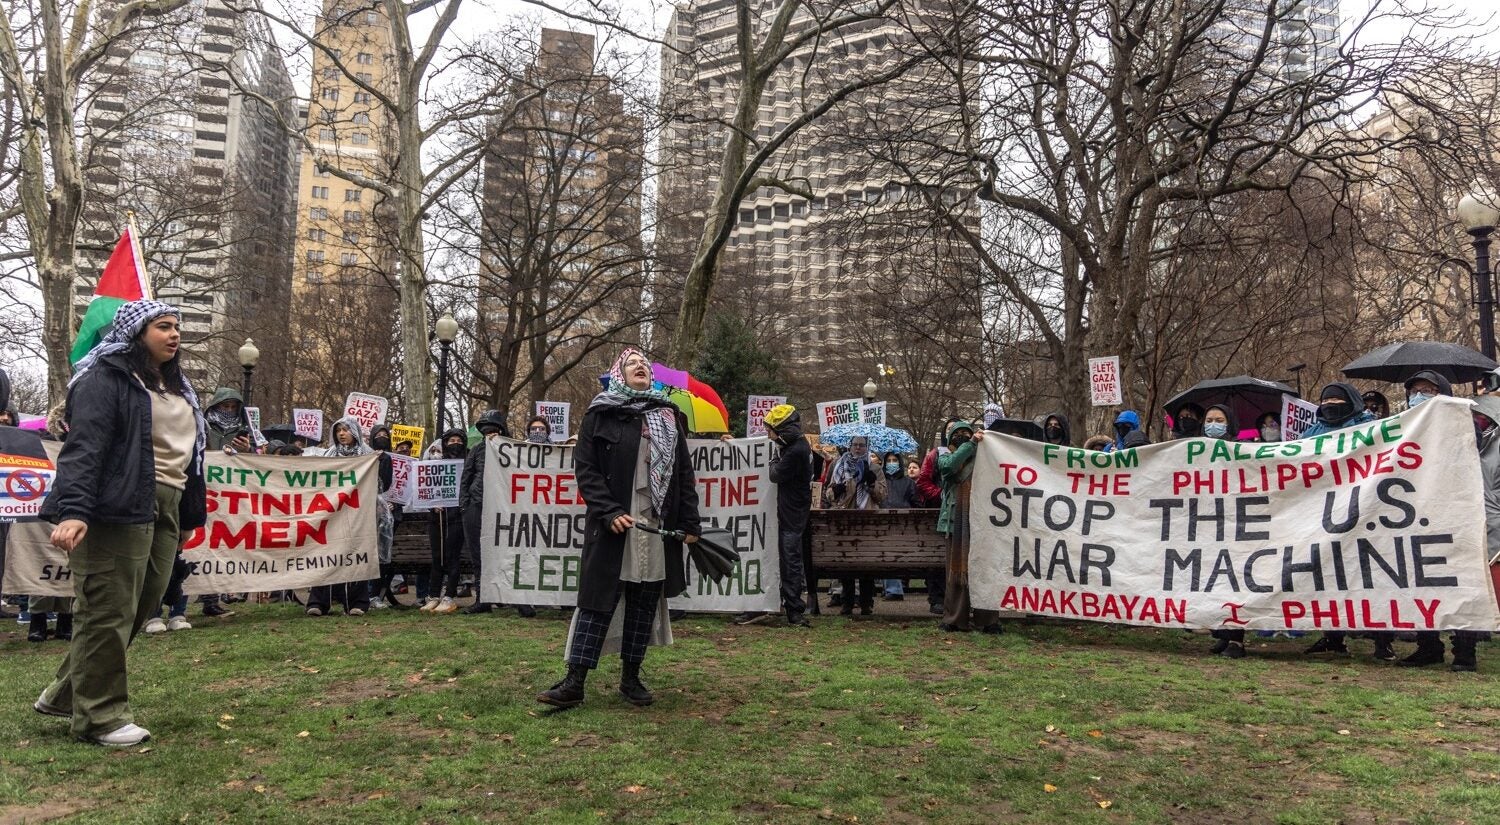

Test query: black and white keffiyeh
[587,348,678,516]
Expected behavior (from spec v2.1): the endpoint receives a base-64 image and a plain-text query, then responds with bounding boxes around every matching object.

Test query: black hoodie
[1403,369,1454,398]
[1041,412,1072,446]
[768,411,813,534]
[1204,404,1239,441]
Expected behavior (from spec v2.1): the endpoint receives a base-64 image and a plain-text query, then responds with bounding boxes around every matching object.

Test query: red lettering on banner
[1415,599,1440,628]
[1001,586,1186,626]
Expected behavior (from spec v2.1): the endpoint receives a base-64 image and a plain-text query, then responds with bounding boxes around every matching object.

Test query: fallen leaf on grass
[253,785,266,794]
[1337,729,1351,736]
[296,731,310,738]
[137,747,152,754]
[1088,730,1103,738]
[1044,784,1058,793]
[1098,800,1113,809]
[216,723,231,730]
[1436,721,1447,728]
[224,781,244,790]
[219,714,235,721]
[1045,724,1057,733]
[366,791,387,800]
[622,785,645,794]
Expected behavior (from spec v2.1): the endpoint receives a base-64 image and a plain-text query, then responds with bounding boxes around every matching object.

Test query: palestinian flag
[69,227,151,367]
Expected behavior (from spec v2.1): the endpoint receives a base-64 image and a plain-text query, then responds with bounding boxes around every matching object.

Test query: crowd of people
[8,298,1494,744]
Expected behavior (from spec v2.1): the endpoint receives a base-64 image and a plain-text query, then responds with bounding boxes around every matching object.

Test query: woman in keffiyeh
[537,348,702,709]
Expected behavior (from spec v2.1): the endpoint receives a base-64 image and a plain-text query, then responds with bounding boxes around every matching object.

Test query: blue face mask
[885,462,900,475]
[1203,422,1228,439]
[1408,393,1433,408]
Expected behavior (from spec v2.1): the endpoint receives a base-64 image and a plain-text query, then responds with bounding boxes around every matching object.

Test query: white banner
[481,437,780,612]
[343,392,389,436]
[536,401,571,443]
[293,408,323,441]
[968,397,1500,631]
[5,453,380,597]
[861,401,887,425]
[1281,393,1319,442]
[1088,357,1122,406]
[746,395,786,437]
[816,398,863,431]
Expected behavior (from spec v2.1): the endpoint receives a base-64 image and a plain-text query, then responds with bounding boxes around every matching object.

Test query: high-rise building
[655,1,981,413]
[477,29,646,417]
[288,0,402,414]
[1207,0,1340,82]
[78,0,299,399]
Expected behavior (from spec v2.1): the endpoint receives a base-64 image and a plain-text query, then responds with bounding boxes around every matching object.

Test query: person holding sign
[939,420,1002,634]
[525,415,551,444]
[763,405,813,627]
[420,428,469,614]
[537,349,701,709]
[461,410,531,616]
[32,300,208,747]
[305,418,373,618]
[823,435,887,616]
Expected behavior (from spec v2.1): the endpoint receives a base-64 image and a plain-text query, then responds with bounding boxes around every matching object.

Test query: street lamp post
[1458,191,1500,360]
[435,312,459,432]
[1287,363,1306,399]
[862,377,877,405]
[237,338,260,406]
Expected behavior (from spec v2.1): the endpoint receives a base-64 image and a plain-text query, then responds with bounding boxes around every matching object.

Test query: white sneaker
[369,597,388,610]
[142,617,167,634]
[166,616,192,631]
[347,608,365,616]
[305,607,323,617]
[87,723,150,747]
[432,597,458,614]
[419,598,440,612]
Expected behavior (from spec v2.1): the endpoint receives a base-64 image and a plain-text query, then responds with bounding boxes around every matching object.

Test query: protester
[1041,413,1071,447]
[33,300,207,747]
[824,435,886,616]
[915,419,959,616]
[306,417,372,617]
[537,348,700,709]
[1299,383,1391,660]
[733,404,811,627]
[462,411,532,616]
[939,420,1001,634]
[1083,434,1111,452]
[420,428,468,614]
[1196,405,1251,658]
[1362,390,1391,419]
[363,424,398,609]
[1105,410,1141,452]
[1254,412,1281,443]
[525,415,551,444]
[1170,403,1205,439]
[1121,430,1150,449]
[879,450,917,601]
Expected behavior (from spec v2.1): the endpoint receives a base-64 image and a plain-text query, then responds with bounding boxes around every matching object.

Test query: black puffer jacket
[767,412,813,534]
[39,352,206,531]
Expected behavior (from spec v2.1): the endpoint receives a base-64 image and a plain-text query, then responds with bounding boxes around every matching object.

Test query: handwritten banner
[816,398,863,431]
[1280,394,1319,442]
[746,395,786,437]
[293,408,323,442]
[535,401,571,443]
[343,392,389,436]
[969,397,1500,631]
[1089,356,1122,406]
[391,424,425,456]
[481,437,780,612]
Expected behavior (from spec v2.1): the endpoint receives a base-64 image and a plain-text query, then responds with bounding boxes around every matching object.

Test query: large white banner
[481,437,780,612]
[4,453,381,597]
[969,397,1500,631]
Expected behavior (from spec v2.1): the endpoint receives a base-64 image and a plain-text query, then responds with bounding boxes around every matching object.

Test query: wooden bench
[388,510,477,579]
[806,508,946,614]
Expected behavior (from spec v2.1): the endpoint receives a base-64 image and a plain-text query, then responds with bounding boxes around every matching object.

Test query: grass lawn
[0,603,1496,824]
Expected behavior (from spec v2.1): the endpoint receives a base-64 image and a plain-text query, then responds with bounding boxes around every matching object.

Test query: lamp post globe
[1458,191,1500,360]
[238,338,260,406]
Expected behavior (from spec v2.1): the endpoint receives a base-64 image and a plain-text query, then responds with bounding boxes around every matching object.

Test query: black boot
[1398,637,1446,668]
[516,605,537,618]
[1209,637,1230,655]
[1451,634,1479,673]
[537,664,588,708]
[462,602,493,615]
[54,613,73,641]
[619,661,654,706]
[27,613,49,643]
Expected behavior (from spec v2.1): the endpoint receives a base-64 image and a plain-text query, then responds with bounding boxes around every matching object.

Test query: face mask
[1318,402,1350,423]
[443,442,465,458]
[1407,393,1433,408]
[1114,423,1130,438]
[885,461,900,475]
[527,429,550,444]
[1178,418,1202,437]
[1203,422,1228,439]
[371,435,392,451]
[1045,425,1063,441]
[1261,426,1280,442]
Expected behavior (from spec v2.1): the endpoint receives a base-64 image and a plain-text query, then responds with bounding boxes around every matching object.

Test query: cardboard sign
[969,397,1500,631]
[746,395,786,437]
[816,398,863,431]
[482,437,780,613]
[343,392,389,436]
[535,401,570,443]
[861,402,887,425]
[385,453,416,506]
[1280,394,1319,441]
[1089,357,1122,406]
[293,408,323,442]
[390,424,425,456]
[413,458,463,509]
[245,406,268,448]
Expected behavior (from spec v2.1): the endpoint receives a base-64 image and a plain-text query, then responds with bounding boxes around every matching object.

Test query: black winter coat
[40,352,207,531]
[572,403,701,612]
[459,443,486,511]
[768,429,812,534]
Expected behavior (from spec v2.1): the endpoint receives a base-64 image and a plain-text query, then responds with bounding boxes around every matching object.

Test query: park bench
[806,508,945,615]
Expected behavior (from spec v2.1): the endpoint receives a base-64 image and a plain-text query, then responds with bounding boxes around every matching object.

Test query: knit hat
[764,404,795,429]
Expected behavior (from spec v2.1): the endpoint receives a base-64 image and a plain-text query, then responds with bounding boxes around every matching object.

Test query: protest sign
[5,452,381,597]
[1281,394,1319,442]
[968,396,1500,631]
[816,398,863,431]
[293,408,323,442]
[746,395,786,437]
[0,429,55,523]
[343,392,389,436]
[535,401,570,443]
[385,453,416,506]
[861,401,887,425]
[245,406,268,448]
[414,459,462,509]
[391,424,425,456]
[1089,357,1122,406]
[481,437,780,613]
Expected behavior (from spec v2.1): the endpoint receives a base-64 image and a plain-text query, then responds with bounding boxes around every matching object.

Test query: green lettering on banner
[511,555,535,590]
[562,556,580,592]
[538,555,560,591]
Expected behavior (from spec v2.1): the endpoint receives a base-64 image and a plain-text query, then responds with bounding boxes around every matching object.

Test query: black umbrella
[986,418,1045,441]
[1163,376,1297,435]
[1341,341,1499,384]
[261,424,298,442]
[635,523,741,583]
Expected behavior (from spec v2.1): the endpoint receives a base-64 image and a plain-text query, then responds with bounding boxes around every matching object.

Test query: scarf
[830,446,872,509]
[70,298,206,467]
[587,348,677,516]
[329,415,371,457]
[206,405,241,432]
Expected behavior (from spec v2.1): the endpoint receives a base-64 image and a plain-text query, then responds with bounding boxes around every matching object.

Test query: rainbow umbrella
[652,363,730,433]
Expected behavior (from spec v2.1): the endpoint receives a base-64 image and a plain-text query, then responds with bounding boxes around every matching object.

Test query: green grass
[1,605,1497,824]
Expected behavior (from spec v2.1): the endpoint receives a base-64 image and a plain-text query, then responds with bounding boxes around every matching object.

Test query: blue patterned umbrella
[820,422,918,454]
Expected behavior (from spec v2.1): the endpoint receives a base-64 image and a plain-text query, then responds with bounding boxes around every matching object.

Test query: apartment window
[356,72,373,83]
[339,253,359,265]
[320,111,336,123]
[314,167,331,178]
[308,206,328,220]
[351,133,369,145]
[342,231,360,245]
[356,52,373,65]
[353,112,370,124]
[311,185,329,199]
[344,189,362,202]
[354,92,372,104]
[344,209,363,222]
[320,87,339,101]
[363,10,377,24]
[321,67,339,79]
[308,227,327,241]
[305,249,325,263]
[318,128,334,140]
